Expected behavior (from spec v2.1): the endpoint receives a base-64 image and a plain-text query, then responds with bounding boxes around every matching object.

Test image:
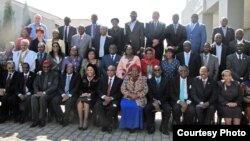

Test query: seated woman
[80,48,101,77]
[242,75,250,125]
[61,46,82,73]
[116,45,141,79]
[46,29,65,54]
[119,64,148,133]
[140,47,160,79]
[47,42,65,73]
[218,70,242,125]
[77,64,99,130]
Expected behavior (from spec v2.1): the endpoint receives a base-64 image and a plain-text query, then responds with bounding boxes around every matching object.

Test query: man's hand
[152,100,160,111]
[34,92,43,97]
[19,95,26,101]
[152,39,160,47]
[62,95,70,102]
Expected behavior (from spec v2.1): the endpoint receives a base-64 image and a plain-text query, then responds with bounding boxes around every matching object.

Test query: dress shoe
[19,118,25,124]
[160,128,169,135]
[78,127,83,130]
[107,127,112,133]
[128,128,136,133]
[30,121,39,128]
[39,120,46,128]
[102,127,107,132]
[147,126,155,134]
[82,126,88,131]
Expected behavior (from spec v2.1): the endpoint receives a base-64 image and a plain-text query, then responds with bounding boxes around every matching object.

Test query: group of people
[0,10,250,135]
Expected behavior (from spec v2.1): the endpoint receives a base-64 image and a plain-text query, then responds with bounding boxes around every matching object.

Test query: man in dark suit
[145,66,171,135]
[229,28,250,55]
[145,11,165,61]
[212,17,235,47]
[52,63,81,126]
[92,26,113,59]
[108,18,125,55]
[165,14,187,54]
[125,11,145,56]
[30,60,58,128]
[176,41,201,78]
[58,17,77,55]
[0,61,19,123]
[18,63,36,124]
[101,44,121,76]
[190,66,217,125]
[170,65,195,125]
[200,42,219,81]
[94,65,123,133]
[35,42,48,73]
[227,43,250,83]
[211,33,229,80]
[85,14,100,40]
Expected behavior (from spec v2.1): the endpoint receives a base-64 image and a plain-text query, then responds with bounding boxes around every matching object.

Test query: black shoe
[107,127,112,133]
[30,121,39,128]
[82,127,88,131]
[102,127,107,132]
[128,128,136,133]
[62,121,69,127]
[19,118,25,124]
[147,126,155,134]
[39,120,46,128]
[160,128,169,135]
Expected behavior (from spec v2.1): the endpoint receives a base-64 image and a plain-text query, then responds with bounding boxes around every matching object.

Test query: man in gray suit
[71,25,92,58]
[229,28,250,55]
[30,60,59,128]
[227,43,250,82]
[200,42,219,81]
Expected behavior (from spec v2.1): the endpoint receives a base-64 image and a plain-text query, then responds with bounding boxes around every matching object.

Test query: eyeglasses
[154,69,161,72]
[52,45,59,47]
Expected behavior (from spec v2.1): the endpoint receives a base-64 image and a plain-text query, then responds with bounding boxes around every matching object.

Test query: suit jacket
[200,53,219,81]
[85,24,101,40]
[18,71,36,95]
[165,23,187,52]
[125,21,145,53]
[210,43,229,73]
[101,54,121,76]
[92,35,113,58]
[108,27,125,55]
[33,71,59,96]
[98,76,123,102]
[229,39,250,55]
[35,52,48,73]
[169,77,192,106]
[0,71,19,96]
[58,25,77,44]
[176,52,201,77]
[145,21,165,47]
[29,38,46,52]
[71,34,92,58]
[186,22,207,53]
[226,53,250,81]
[147,76,170,104]
[58,72,81,98]
[190,77,217,105]
[212,26,235,46]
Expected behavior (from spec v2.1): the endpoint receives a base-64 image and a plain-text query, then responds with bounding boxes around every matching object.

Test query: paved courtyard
[0,114,172,141]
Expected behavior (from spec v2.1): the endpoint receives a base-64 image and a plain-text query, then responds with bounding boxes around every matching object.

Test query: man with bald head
[212,17,235,46]
[145,11,166,61]
[229,28,250,55]
[28,14,49,40]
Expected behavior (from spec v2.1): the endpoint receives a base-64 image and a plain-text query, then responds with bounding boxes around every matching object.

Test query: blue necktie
[180,79,185,101]
[65,75,70,94]
[185,53,190,66]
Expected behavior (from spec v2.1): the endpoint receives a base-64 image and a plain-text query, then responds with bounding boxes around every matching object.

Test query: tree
[22,2,31,27]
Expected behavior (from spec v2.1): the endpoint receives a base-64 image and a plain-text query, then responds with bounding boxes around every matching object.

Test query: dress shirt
[129,21,137,32]
[28,23,48,40]
[215,44,222,65]
[61,73,73,97]
[99,36,106,57]
[101,76,115,99]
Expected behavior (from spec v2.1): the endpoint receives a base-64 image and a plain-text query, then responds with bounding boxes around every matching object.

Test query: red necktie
[106,78,112,96]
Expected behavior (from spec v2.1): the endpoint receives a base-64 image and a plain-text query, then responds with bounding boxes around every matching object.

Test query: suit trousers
[19,95,31,119]
[172,103,195,125]
[0,94,19,119]
[195,105,215,125]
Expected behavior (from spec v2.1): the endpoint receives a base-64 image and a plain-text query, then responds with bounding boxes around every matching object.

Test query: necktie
[174,24,177,33]
[222,27,226,36]
[185,53,190,66]
[180,79,185,102]
[6,73,12,88]
[204,55,208,66]
[64,26,68,42]
[39,53,43,63]
[156,78,160,88]
[154,22,157,31]
[24,74,28,93]
[106,78,112,96]
[43,74,48,90]
[91,24,96,38]
[65,75,71,94]
[203,80,206,88]
[111,55,114,61]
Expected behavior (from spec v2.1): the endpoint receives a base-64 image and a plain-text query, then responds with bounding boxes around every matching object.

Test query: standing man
[71,25,92,59]
[125,11,145,56]
[229,28,250,55]
[58,17,77,55]
[145,11,165,61]
[165,14,187,54]
[28,14,49,40]
[85,14,100,40]
[212,17,235,47]
[186,14,207,54]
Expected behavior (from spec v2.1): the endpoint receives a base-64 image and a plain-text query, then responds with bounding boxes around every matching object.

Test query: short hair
[36,27,45,34]
[86,63,98,75]
[34,14,42,20]
[22,62,30,70]
[165,46,175,53]
[221,69,232,77]
[38,42,45,48]
[21,39,30,46]
[178,65,189,72]
[86,47,98,59]
[111,18,119,23]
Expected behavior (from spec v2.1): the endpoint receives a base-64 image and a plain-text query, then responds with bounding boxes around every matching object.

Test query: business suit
[94,76,123,130]
[165,23,187,53]
[210,43,229,80]
[92,35,113,58]
[52,72,81,124]
[226,53,250,82]
[145,21,165,61]
[71,34,92,59]
[176,52,201,77]
[58,25,77,55]
[125,21,145,55]
[145,77,171,132]
[190,77,217,124]
[212,27,235,46]
[18,71,36,122]
[108,27,125,55]
[35,52,48,73]
[186,23,207,53]
[85,24,101,40]
[31,71,58,123]
[101,54,121,76]
[200,53,219,81]
[170,77,195,124]
[229,40,250,55]
[0,71,19,121]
